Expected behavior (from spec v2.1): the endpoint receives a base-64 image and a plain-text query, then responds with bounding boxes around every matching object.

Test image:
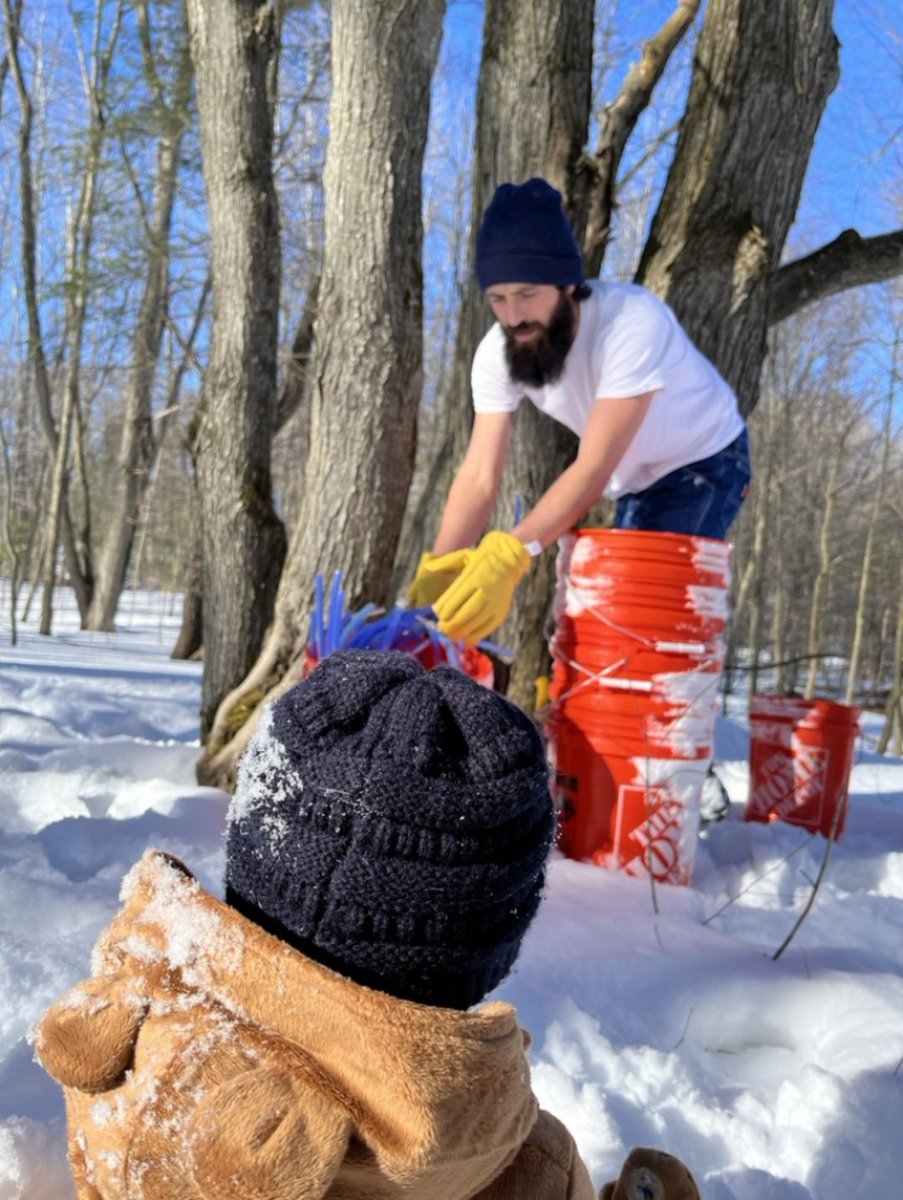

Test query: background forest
[1,0,901,782]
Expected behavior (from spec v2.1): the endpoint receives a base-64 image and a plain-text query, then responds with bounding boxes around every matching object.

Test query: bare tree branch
[573,0,701,275]
[275,273,320,435]
[769,228,903,326]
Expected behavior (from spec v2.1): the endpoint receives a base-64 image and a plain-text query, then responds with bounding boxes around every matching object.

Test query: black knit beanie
[476,177,584,290]
[225,650,555,1010]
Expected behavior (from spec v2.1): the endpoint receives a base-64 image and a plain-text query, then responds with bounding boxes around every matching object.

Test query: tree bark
[877,579,903,757]
[803,427,850,698]
[844,333,898,705]
[39,0,123,634]
[0,418,21,646]
[468,0,595,711]
[170,524,203,661]
[770,229,903,326]
[198,0,446,786]
[86,4,193,631]
[636,0,841,418]
[186,0,287,736]
[2,0,94,622]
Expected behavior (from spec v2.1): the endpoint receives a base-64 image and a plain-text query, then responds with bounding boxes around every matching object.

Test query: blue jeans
[613,428,751,540]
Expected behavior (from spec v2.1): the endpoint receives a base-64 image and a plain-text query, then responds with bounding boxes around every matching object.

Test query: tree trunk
[769,424,790,696]
[2,0,95,623]
[86,5,193,631]
[171,524,203,661]
[39,366,78,635]
[803,430,850,698]
[0,418,22,646]
[877,580,903,757]
[844,334,898,706]
[38,0,123,633]
[469,0,596,710]
[186,0,286,736]
[198,0,446,786]
[636,0,841,418]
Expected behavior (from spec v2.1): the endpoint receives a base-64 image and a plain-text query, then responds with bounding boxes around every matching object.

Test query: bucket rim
[565,526,732,552]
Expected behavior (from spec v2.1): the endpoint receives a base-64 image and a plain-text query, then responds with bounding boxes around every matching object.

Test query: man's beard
[503,290,577,387]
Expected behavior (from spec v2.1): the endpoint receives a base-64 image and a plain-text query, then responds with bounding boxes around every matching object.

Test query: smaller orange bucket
[746,695,860,838]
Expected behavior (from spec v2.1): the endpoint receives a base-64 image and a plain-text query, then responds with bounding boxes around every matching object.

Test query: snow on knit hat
[225,649,555,1010]
[476,177,584,290]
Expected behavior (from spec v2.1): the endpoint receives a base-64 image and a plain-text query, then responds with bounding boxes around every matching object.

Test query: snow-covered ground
[1,588,901,1199]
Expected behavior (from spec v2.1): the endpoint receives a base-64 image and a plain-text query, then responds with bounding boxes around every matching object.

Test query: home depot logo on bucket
[601,784,690,886]
[751,742,829,828]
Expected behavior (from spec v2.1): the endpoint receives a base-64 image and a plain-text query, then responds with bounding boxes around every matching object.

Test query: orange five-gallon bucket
[746,695,860,838]
[546,528,731,885]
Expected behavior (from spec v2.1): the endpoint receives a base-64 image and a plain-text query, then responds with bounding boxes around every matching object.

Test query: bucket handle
[563,582,714,657]
[548,648,653,708]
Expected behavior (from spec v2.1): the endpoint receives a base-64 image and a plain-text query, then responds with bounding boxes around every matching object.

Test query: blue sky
[440,0,901,249]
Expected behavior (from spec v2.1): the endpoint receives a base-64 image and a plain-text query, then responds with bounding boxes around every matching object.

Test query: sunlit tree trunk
[803,427,852,698]
[186,0,286,735]
[198,0,446,785]
[38,0,124,634]
[844,332,899,706]
[87,4,193,631]
[0,419,21,645]
[877,581,903,757]
[769,480,790,695]
[2,0,99,625]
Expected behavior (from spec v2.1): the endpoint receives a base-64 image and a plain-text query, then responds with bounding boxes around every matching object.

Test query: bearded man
[407,177,751,644]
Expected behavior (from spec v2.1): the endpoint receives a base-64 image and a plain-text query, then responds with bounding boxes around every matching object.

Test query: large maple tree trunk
[198,0,446,786]
[186,0,286,736]
[636,0,840,417]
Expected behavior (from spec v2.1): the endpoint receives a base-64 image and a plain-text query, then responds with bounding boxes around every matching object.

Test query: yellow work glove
[406,548,472,609]
[433,530,532,644]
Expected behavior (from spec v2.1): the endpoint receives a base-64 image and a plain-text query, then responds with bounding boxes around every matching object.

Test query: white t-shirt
[471,280,744,498]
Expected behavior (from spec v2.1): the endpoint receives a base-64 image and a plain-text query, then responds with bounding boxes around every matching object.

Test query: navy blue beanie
[476,177,584,290]
[225,650,555,1010]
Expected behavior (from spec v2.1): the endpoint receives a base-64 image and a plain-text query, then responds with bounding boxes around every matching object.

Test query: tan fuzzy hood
[33,849,548,1200]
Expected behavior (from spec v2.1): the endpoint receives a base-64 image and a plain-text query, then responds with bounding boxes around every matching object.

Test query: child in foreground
[34,649,700,1199]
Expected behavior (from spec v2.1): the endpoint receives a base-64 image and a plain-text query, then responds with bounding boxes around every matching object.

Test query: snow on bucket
[546,528,731,884]
[746,695,860,838]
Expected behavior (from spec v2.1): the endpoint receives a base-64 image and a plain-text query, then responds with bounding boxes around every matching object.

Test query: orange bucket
[746,695,860,838]
[547,528,731,884]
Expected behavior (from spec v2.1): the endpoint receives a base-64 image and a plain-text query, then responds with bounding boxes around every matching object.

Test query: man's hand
[433,531,532,644]
[406,549,472,608]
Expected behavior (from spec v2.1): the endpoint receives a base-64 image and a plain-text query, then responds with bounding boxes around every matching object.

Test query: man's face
[486,283,577,387]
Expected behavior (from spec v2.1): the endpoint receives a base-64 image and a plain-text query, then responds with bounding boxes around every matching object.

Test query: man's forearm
[511,391,652,551]
[432,472,499,554]
[511,459,610,551]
